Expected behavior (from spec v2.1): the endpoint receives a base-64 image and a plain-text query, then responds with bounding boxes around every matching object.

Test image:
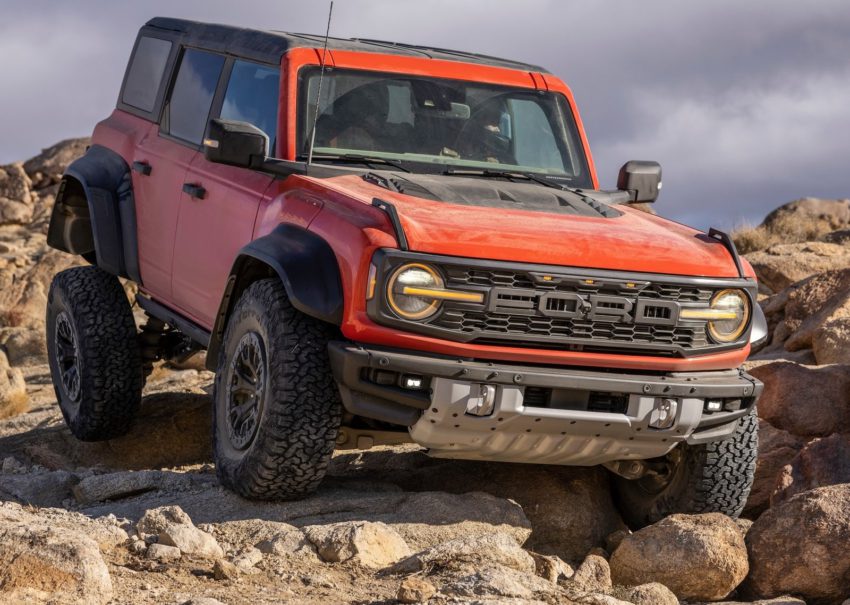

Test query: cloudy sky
[1,0,848,228]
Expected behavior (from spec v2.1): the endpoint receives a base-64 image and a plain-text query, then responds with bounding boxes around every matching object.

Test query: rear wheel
[46,266,143,441]
[213,278,342,500]
[613,407,758,528]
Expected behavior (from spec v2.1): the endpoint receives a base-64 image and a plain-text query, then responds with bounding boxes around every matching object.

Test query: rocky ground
[1,141,849,604]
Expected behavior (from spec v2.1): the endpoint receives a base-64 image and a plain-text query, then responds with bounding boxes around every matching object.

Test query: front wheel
[613,407,758,528]
[213,278,342,500]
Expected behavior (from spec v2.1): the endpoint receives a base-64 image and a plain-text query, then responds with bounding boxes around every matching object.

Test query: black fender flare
[47,144,141,283]
[206,224,344,367]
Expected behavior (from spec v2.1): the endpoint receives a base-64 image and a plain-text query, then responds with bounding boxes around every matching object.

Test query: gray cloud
[1,0,847,228]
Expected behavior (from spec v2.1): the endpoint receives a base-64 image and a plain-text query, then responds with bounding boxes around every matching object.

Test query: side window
[163,49,225,145]
[122,36,172,112]
[220,61,281,149]
[508,98,567,173]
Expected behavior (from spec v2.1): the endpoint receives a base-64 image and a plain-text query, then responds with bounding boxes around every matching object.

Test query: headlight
[387,263,445,320]
[707,289,750,342]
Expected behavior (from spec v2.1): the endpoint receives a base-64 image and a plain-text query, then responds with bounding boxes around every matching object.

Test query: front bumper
[328,342,762,466]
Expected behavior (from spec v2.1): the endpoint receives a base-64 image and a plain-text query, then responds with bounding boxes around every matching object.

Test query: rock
[443,564,556,600]
[0,468,77,507]
[604,529,631,554]
[212,559,239,580]
[762,197,850,233]
[128,538,147,555]
[813,317,850,364]
[621,582,678,605]
[821,228,850,245]
[180,598,227,605]
[137,505,194,535]
[233,546,262,570]
[137,505,223,559]
[746,485,850,602]
[0,326,46,366]
[745,420,809,516]
[73,470,194,505]
[397,576,437,603]
[0,163,33,225]
[254,529,315,558]
[568,553,612,594]
[782,269,850,351]
[0,518,113,604]
[160,523,224,559]
[531,552,574,583]
[771,434,850,504]
[710,599,806,605]
[749,362,850,437]
[747,242,850,294]
[610,513,748,601]
[392,531,535,575]
[0,350,27,419]
[22,138,90,189]
[304,521,411,568]
[147,542,181,562]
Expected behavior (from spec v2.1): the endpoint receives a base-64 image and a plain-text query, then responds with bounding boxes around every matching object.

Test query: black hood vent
[362,172,621,218]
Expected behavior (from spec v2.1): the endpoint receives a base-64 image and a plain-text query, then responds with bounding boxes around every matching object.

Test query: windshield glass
[298,68,592,186]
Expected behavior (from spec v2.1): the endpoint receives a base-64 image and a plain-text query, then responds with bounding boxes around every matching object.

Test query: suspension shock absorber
[138,315,166,377]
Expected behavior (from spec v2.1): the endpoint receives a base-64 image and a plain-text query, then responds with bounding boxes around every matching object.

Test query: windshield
[297,68,592,186]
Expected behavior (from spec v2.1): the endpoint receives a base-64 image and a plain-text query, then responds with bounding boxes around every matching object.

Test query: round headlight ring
[386,263,444,320]
[707,288,750,343]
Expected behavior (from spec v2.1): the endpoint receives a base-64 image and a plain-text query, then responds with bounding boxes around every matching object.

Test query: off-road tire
[213,278,342,500]
[46,266,143,441]
[613,406,758,528]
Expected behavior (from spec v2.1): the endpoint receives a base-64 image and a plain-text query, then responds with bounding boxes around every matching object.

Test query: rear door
[170,59,280,326]
[134,47,225,306]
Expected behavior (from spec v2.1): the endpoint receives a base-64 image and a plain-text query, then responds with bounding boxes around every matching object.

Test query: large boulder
[0,350,27,419]
[745,420,809,516]
[812,317,850,364]
[748,362,850,437]
[781,269,850,351]
[762,198,850,234]
[23,138,90,190]
[0,506,113,604]
[136,505,223,559]
[745,484,850,603]
[609,513,749,601]
[771,434,850,504]
[746,242,850,294]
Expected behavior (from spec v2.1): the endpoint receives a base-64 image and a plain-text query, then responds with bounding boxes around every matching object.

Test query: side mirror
[203,119,269,168]
[617,161,662,203]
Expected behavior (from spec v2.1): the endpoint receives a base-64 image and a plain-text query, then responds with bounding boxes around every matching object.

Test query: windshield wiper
[308,153,411,173]
[441,168,568,191]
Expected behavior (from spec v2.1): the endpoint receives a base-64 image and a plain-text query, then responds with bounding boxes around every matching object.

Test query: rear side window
[220,61,281,149]
[163,49,225,145]
[122,36,172,112]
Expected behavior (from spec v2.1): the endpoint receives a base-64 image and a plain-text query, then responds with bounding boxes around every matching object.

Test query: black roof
[145,17,548,73]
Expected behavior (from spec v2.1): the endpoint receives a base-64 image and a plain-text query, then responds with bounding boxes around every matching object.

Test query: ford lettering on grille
[487,288,680,326]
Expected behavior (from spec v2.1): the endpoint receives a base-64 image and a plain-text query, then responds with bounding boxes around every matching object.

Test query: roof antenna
[306,1,334,168]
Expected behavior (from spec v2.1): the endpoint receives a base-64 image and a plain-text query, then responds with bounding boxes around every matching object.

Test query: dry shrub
[732,212,840,255]
[0,389,29,419]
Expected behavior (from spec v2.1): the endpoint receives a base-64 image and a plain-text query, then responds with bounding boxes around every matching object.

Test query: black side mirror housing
[617,160,662,203]
[204,119,269,168]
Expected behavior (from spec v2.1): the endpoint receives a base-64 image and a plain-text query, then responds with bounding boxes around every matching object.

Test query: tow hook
[604,459,649,480]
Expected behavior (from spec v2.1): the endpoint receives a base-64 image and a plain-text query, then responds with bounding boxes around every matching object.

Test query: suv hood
[320,173,745,279]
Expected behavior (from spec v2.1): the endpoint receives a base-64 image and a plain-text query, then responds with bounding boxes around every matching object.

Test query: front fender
[207,224,343,367]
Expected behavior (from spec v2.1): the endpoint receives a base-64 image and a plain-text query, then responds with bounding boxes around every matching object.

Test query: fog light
[402,374,425,390]
[706,399,723,412]
[466,384,496,417]
[649,398,678,429]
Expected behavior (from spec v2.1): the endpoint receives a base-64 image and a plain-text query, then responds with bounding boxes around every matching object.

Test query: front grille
[426,264,715,353]
[434,309,708,349]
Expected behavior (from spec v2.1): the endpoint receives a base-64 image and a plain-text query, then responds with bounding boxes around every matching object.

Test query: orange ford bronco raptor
[45,18,766,526]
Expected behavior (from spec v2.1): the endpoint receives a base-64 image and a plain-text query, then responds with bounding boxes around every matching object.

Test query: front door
[170,59,281,327]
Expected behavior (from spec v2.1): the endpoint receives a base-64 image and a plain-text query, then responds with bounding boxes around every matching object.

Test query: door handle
[132,161,152,176]
[182,183,206,200]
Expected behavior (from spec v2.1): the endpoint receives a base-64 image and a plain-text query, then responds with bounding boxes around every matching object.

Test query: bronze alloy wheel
[53,311,82,408]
